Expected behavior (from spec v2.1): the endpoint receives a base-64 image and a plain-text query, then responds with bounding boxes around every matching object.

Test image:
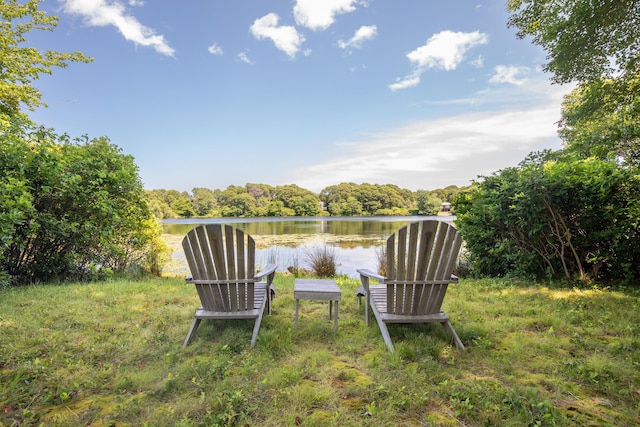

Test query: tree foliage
[320,183,414,216]
[559,71,640,165]
[148,182,457,219]
[0,2,166,285]
[0,0,91,122]
[0,125,167,284]
[454,0,640,284]
[507,0,640,84]
[454,152,640,283]
[415,190,442,216]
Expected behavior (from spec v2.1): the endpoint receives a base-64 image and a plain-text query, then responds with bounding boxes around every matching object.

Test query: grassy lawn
[1,276,639,426]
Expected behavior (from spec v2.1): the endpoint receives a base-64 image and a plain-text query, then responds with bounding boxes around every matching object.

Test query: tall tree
[0,0,92,123]
[509,0,640,166]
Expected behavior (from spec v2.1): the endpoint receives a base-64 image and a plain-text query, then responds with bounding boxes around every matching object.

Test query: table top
[294,279,341,300]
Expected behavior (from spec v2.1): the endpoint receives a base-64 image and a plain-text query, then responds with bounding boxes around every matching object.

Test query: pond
[162,216,454,278]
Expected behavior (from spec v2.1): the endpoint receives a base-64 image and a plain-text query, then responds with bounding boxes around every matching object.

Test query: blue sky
[29,0,573,193]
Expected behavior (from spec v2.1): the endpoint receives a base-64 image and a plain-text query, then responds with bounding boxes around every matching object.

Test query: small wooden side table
[294,279,342,333]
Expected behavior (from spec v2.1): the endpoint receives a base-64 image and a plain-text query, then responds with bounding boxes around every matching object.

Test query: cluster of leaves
[0,119,168,285]
[559,69,640,166]
[0,0,91,123]
[507,0,640,84]
[320,182,414,216]
[148,183,466,219]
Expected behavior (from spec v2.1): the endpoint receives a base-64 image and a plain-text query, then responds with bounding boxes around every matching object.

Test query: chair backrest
[182,224,256,312]
[384,220,462,316]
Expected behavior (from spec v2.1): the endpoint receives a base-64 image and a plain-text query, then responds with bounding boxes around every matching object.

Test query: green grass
[1,276,639,426]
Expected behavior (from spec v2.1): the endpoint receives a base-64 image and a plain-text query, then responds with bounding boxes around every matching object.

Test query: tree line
[147,183,466,219]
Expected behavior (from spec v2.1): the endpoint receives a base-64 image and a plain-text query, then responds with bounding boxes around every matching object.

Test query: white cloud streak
[390,30,488,91]
[490,65,530,86]
[292,79,571,192]
[250,13,306,59]
[293,0,363,31]
[338,25,377,49]
[61,0,175,56]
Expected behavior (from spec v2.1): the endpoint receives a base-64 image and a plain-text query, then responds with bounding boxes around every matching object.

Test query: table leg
[295,299,299,329]
[334,301,339,333]
[329,301,333,320]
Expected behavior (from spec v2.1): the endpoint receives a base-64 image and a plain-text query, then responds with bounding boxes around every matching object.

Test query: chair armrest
[356,268,386,282]
[255,264,277,284]
[356,269,385,327]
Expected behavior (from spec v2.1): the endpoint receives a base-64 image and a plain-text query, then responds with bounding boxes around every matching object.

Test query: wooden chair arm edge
[356,268,386,281]
[255,264,277,283]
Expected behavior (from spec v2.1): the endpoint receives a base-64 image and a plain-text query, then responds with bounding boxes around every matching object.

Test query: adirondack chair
[356,220,465,352]
[182,224,277,348]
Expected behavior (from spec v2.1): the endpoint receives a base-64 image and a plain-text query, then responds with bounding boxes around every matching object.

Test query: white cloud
[292,79,572,192]
[471,55,484,68]
[294,0,363,31]
[407,30,488,71]
[238,52,254,64]
[388,74,421,91]
[128,0,143,6]
[338,25,377,49]
[389,30,488,91]
[250,13,306,59]
[207,42,223,56]
[61,0,175,56]
[490,65,530,86]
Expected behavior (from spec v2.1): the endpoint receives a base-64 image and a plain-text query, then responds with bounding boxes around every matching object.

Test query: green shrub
[0,124,167,284]
[454,151,640,283]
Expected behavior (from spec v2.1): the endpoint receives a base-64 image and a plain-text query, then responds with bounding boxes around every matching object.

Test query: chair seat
[194,283,268,319]
[368,285,449,323]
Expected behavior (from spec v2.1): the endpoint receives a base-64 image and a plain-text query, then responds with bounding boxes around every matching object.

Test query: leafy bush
[454,151,640,283]
[0,123,168,284]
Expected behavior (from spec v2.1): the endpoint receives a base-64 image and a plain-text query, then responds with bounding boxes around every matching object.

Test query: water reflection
[162,216,452,278]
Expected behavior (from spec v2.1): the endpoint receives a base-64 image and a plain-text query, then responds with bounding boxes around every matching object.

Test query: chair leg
[442,321,465,350]
[268,284,276,315]
[365,294,370,326]
[370,304,394,352]
[250,295,267,348]
[183,318,201,347]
